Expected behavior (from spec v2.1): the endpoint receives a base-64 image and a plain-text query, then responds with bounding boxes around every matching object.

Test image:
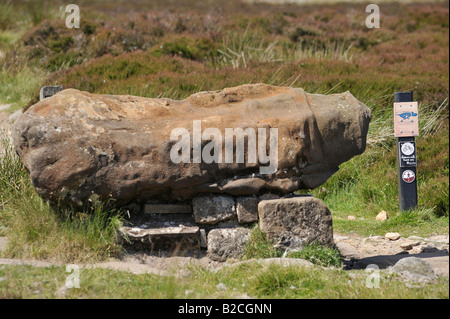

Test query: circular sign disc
[402,170,416,183]
[401,142,415,156]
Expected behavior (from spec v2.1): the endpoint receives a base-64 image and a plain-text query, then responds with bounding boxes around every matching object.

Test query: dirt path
[334,233,449,277]
[0,233,448,277]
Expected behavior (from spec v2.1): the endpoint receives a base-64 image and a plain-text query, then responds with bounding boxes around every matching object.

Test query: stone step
[120,225,201,253]
[143,204,192,214]
[125,212,197,229]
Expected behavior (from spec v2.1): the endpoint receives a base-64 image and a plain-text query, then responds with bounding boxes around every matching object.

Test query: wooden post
[394,91,418,212]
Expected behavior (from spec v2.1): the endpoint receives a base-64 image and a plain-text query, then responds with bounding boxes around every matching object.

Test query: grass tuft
[0,134,124,263]
[244,226,283,259]
[286,243,342,268]
[244,226,343,267]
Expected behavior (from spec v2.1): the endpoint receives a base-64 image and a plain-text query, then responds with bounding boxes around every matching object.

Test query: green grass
[1,261,448,299]
[0,30,23,48]
[0,194,125,263]
[0,1,16,31]
[244,226,283,259]
[244,226,343,268]
[332,208,449,237]
[0,135,124,263]
[0,65,48,111]
[285,244,342,268]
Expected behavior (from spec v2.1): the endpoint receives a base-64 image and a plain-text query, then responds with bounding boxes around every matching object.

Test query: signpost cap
[394,91,414,103]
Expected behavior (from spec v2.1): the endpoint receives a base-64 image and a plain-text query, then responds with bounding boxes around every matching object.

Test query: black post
[395,91,418,212]
[39,85,63,101]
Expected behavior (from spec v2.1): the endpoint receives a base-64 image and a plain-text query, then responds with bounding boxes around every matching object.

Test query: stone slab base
[120,193,333,259]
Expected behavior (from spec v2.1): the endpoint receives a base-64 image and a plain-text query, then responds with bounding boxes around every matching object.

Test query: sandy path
[0,233,448,277]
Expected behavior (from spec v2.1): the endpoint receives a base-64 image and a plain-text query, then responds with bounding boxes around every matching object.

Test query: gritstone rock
[207,227,251,261]
[390,257,437,285]
[258,196,334,250]
[12,84,371,207]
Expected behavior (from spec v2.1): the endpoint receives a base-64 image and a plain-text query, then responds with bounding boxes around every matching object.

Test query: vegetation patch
[0,136,124,263]
[1,262,448,299]
[244,227,343,268]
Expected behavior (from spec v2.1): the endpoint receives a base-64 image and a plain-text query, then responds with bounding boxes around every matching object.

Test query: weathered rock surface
[258,196,333,250]
[236,196,259,224]
[207,227,251,261]
[385,232,401,241]
[39,85,63,101]
[335,233,449,277]
[192,195,236,225]
[121,225,200,252]
[375,210,388,221]
[390,257,437,285]
[12,84,371,207]
[144,204,192,215]
[335,241,364,260]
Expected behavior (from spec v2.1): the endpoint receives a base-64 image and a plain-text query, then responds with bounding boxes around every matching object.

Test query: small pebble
[376,210,388,221]
[216,282,227,291]
[385,232,401,241]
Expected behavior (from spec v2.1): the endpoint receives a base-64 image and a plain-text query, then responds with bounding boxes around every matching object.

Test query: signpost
[39,85,63,101]
[394,91,418,212]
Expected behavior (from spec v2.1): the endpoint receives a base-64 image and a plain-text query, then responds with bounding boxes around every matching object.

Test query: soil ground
[334,233,449,277]
[0,232,448,277]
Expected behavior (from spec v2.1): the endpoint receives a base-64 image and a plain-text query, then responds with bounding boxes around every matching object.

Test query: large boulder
[12,84,371,207]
